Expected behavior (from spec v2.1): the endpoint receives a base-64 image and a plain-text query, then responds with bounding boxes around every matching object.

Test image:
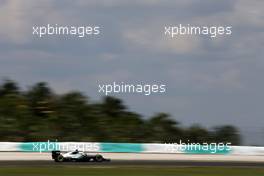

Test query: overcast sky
[0,0,263,145]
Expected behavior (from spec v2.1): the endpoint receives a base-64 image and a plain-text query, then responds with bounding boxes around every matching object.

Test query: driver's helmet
[72,149,79,154]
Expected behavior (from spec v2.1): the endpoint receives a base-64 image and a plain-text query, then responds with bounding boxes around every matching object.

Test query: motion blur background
[0,0,263,145]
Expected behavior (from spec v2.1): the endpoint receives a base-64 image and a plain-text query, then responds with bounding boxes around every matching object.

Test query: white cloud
[0,0,32,43]
[0,0,71,44]
[124,25,202,54]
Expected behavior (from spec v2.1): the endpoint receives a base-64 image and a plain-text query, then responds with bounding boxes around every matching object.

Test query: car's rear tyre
[95,154,103,162]
[56,155,64,162]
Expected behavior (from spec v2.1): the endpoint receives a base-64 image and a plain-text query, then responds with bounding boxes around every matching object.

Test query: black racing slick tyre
[56,155,64,162]
[95,154,103,162]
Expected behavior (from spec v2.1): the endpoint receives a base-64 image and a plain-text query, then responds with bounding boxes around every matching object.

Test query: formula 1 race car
[52,150,110,162]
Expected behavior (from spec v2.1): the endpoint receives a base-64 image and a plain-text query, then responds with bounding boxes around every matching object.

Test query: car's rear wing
[51,150,61,159]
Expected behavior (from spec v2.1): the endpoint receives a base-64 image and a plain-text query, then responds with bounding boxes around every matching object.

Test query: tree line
[0,80,241,145]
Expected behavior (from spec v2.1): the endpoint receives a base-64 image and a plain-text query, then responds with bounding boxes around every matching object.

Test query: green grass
[0,167,264,176]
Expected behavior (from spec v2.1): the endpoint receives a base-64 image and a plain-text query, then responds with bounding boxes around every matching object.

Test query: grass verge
[0,166,264,176]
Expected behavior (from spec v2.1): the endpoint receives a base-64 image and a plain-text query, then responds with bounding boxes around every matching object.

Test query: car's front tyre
[94,154,103,162]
